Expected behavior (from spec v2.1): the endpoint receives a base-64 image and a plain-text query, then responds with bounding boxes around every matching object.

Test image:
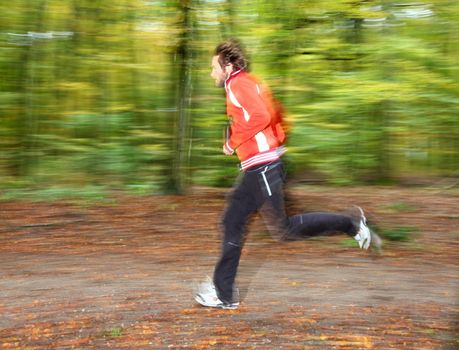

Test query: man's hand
[223,145,233,156]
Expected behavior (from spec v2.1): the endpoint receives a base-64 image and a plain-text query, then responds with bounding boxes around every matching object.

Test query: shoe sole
[194,294,239,309]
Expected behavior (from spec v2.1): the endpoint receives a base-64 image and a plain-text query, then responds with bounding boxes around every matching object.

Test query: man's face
[211,55,231,87]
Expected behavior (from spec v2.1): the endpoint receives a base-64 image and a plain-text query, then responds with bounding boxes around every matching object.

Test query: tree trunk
[167,0,194,194]
[15,0,47,177]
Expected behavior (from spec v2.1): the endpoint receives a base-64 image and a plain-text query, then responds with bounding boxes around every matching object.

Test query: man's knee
[222,240,241,255]
[222,210,246,233]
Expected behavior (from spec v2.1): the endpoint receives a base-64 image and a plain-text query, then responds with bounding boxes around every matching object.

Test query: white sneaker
[194,277,239,310]
[353,206,371,250]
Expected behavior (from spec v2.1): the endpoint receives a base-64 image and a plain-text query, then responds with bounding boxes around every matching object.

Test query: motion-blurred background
[1,0,458,198]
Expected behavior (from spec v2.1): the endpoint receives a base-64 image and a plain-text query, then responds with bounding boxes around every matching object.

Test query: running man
[195,40,381,309]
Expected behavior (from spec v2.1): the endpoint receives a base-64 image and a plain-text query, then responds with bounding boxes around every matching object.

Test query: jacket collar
[224,69,244,89]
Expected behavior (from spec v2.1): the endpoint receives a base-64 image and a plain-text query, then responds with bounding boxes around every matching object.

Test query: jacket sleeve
[225,78,271,153]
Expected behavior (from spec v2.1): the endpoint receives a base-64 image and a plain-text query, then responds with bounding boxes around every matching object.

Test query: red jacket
[223,70,287,170]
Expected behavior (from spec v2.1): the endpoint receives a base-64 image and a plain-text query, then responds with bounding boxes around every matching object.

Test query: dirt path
[0,186,458,349]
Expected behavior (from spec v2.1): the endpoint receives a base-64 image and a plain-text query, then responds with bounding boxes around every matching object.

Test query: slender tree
[167,0,194,193]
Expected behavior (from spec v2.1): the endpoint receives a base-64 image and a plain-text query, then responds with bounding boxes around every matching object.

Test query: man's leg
[286,212,357,238]
[260,162,359,240]
[213,173,260,304]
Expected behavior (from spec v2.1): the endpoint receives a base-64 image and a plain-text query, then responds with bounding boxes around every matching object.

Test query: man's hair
[214,39,249,71]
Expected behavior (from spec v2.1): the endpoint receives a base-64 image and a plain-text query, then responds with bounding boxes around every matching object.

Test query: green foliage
[0,0,458,195]
[380,226,418,242]
[382,202,418,213]
[0,185,109,203]
[104,327,123,338]
[339,238,358,248]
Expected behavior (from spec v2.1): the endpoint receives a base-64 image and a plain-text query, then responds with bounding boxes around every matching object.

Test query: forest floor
[0,185,458,349]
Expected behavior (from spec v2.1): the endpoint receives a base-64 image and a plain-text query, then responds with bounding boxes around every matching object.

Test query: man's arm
[224,78,271,154]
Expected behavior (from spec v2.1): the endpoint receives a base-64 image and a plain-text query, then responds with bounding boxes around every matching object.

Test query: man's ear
[224,63,234,75]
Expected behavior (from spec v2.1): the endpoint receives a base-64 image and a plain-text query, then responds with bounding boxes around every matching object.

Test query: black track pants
[213,160,359,304]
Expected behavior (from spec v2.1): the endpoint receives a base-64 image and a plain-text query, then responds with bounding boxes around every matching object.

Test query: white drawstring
[261,166,272,196]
